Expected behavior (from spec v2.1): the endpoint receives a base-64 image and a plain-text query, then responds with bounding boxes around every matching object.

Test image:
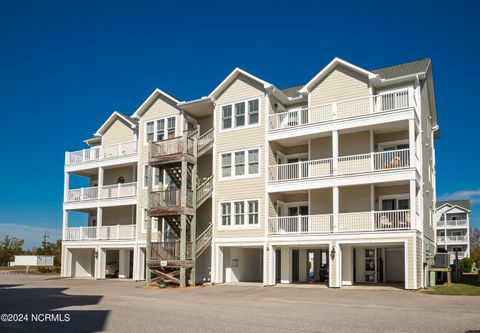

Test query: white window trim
[219,96,261,133]
[141,208,159,233]
[378,194,410,211]
[143,115,177,146]
[142,164,167,190]
[219,147,261,181]
[218,198,261,230]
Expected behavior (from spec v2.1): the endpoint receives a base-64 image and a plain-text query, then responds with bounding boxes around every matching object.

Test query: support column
[98,166,104,187]
[333,186,339,232]
[64,172,70,202]
[190,159,198,285]
[146,162,153,286]
[180,134,188,287]
[62,210,68,240]
[409,119,415,168]
[95,247,106,279]
[410,180,417,230]
[118,249,131,279]
[332,131,338,175]
[314,249,321,281]
[96,207,103,238]
[299,248,307,282]
[280,247,292,284]
[267,245,275,286]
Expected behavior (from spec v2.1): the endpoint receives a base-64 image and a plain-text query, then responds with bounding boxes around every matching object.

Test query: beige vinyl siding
[309,65,369,107]
[136,95,182,240]
[102,206,135,226]
[197,115,213,135]
[197,154,213,181]
[420,71,435,242]
[339,185,370,213]
[375,130,408,145]
[310,136,332,159]
[310,188,333,214]
[103,166,136,185]
[284,193,308,203]
[339,131,370,156]
[416,235,423,289]
[284,145,308,155]
[406,238,414,289]
[101,118,135,146]
[268,193,284,217]
[214,74,266,238]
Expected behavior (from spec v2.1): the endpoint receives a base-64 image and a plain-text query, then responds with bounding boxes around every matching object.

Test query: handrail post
[297,216,301,233]
[81,188,85,200]
[79,226,83,241]
[118,183,121,198]
[332,102,337,120]
[117,224,120,240]
[370,152,375,172]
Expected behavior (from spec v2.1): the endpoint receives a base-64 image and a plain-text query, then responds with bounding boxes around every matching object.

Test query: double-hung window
[145,116,176,145]
[221,148,260,179]
[220,199,259,228]
[221,203,231,226]
[222,153,232,177]
[221,98,259,130]
[222,105,232,129]
[248,99,259,125]
[248,200,259,225]
[146,121,155,143]
[235,102,245,127]
[234,151,245,176]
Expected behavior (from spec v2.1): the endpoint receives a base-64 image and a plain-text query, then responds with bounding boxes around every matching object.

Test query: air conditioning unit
[435,253,450,268]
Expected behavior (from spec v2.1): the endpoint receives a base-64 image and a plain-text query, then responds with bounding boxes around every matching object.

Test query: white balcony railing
[269,149,410,182]
[65,141,138,165]
[268,210,411,235]
[268,215,333,234]
[269,90,412,131]
[438,235,468,243]
[65,182,137,203]
[64,225,136,241]
[436,220,468,227]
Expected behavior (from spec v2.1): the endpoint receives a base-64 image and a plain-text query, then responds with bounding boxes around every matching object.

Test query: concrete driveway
[1,275,479,332]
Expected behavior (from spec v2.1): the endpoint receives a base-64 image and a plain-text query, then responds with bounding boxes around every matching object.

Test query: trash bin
[429,271,436,286]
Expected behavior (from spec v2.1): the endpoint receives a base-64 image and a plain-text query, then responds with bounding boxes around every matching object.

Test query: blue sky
[0,1,479,248]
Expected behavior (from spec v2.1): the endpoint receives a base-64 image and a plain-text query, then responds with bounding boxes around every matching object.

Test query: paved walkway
[1,275,479,332]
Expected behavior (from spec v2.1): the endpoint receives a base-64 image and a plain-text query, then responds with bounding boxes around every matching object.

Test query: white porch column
[333,186,339,232]
[332,130,339,175]
[95,247,106,279]
[98,166,105,188]
[96,207,103,238]
[280,247,292,284]
[268,245,276,285]
[409,119,415,168]
[62,210,68,240]
[299,248,307,282]
[410,180,417,230]
[64,172,70,202]
[118,249,131,279]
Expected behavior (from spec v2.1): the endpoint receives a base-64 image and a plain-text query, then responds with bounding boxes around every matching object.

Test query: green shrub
[459,257,474,273]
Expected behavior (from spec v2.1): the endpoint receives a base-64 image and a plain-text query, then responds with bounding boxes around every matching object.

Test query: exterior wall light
[330,247,336,260]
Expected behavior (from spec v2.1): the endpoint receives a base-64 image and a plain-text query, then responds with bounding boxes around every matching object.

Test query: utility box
[429,271,436,286]
[434,253,450,268]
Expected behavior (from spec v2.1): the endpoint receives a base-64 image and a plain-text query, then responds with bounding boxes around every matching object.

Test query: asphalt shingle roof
[372,58,431,79]
[436,200,471,210]
[280,85,304,98]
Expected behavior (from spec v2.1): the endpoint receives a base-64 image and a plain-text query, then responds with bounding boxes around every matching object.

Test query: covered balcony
[268,182,419,236]
[268,88,416,132]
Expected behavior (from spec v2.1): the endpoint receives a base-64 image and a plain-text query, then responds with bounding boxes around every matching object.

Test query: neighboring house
[435,200,470,264]
[12,255,54,266]
[61,57,439,290]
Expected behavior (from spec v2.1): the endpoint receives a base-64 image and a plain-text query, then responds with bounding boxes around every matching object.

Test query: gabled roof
[372,58,431,80]
[300,58,377,93]
[436,200,471,211]
[208,67,273,100]
[94,111,137,136]
[131,88,181,119]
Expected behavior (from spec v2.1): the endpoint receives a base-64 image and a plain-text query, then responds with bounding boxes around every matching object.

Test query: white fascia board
[131,88,181,119]
[300,57,377,93]
[442,205,470,214]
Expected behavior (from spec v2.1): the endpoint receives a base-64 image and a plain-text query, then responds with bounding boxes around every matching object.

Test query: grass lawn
[422,281,480,296]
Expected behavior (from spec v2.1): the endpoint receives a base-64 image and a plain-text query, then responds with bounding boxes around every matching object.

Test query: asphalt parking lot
[1,274,479,333]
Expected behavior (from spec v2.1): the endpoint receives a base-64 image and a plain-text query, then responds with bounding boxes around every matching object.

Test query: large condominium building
[435,200,470,264]
[61,57,439,289]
